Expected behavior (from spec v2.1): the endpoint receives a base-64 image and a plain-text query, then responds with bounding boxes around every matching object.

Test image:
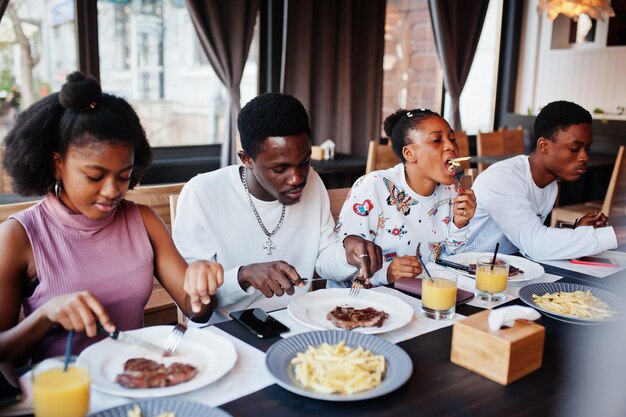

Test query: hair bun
[383,108,407,138]
[58,71,102,111]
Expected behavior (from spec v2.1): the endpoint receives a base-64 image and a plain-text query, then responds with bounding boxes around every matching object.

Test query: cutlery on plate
[97,324,169,355]
[435,258,476,275]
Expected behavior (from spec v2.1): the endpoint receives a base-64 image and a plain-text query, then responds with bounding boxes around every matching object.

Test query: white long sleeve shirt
[465,155,617,260]
[334,163,469,286]
[172,166,355,321]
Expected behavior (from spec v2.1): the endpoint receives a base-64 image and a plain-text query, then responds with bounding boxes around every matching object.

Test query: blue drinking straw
[63,330,74,372]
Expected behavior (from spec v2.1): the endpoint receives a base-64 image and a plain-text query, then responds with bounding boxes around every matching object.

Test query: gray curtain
[282,0,386,157]
[185,0,260,166]
[428,0,489,131]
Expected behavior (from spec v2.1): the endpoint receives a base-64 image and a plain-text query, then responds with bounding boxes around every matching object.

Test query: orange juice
[476,265,508,293]
[33,366,90,417]
[422,278,457,310]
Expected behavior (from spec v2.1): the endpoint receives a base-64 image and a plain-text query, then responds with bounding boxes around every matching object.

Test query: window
[382,0,442,129]
[97,0,259,147]
[0,0,78,137]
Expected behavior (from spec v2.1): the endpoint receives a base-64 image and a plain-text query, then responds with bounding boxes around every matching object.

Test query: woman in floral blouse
[334,109,477,286]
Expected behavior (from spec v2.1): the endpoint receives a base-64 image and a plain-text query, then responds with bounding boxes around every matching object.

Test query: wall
[516,0,626,118]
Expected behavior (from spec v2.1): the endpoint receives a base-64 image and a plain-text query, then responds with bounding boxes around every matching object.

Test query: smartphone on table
[0,362,23,407]
[569,256,619,267]
[230,308,290,338]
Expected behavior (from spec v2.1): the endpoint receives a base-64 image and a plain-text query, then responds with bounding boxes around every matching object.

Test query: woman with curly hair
[0,72,223,365]
[334,109,477,286]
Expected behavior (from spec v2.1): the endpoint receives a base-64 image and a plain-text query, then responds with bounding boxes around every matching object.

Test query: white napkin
[488,306,541,331]
[270,286,464,344]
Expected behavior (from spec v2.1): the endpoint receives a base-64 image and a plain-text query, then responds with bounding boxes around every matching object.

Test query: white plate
[443,252,545,282]
[287,288,414,334]
[77,326,237,398]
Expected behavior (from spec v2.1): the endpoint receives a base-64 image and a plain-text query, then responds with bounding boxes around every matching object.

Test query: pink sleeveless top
[11,194,154,362]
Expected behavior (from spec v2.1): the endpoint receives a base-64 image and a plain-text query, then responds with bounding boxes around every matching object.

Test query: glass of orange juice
[421,268,457,320]
[32,357,90,417]
[475,256,509,302]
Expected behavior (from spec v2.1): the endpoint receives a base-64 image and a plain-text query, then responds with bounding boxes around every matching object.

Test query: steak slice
[115,358,198,389]
[166,363,199,386]
[326,306,389,330]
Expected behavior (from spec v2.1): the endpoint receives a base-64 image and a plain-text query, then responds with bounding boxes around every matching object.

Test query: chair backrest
[327,187,351,222]
[365,139,400,174]
[169,193,179,227]
[605,145,625,217]
[455,131,471,171]
[120,183,185,230]
[476,127,525,172]
[0,200,39,223]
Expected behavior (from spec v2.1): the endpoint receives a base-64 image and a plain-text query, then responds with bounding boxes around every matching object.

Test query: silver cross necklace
[241,168,286,255]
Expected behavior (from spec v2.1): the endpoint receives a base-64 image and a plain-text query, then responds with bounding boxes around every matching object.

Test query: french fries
[127,405,175,417]
[532,290,615,320]
[290,341,385,395]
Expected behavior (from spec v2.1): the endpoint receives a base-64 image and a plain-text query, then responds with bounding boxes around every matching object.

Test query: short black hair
[237,93,311,159]
[533,100,592,150]
[383,108,439,161]
[2,71,152,196]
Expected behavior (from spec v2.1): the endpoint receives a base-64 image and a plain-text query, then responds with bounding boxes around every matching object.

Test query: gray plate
[89,399,232,417]
[519,282,626,324]
[265,330,412,401]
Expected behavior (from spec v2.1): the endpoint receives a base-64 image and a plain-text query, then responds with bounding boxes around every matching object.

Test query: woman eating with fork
[332,109,476,287]
[0,72,223,366]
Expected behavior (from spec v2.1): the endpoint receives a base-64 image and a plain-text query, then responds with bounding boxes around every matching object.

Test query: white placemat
[461,273,562,309]
[2,326,274,416]
[271,286,464,344]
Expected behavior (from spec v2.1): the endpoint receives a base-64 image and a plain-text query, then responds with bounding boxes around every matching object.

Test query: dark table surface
[215,262,626,417]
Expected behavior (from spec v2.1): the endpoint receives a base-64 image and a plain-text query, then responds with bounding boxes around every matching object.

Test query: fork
[164,315,190,355]
[349,276,365,298]
[453,164,464,189]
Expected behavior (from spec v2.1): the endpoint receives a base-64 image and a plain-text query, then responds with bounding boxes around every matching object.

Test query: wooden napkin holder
[311,146,325,160]
[450,310,544,385]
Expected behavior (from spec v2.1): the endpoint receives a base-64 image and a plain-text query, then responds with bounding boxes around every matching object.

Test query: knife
[435,259,476,275]
[97,324,169,355]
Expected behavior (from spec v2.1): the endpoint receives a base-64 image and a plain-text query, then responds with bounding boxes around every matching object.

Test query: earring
[54,180,62,199]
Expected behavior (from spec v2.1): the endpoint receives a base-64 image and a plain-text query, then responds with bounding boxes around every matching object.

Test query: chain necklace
[242,168,286,255]
[528,159,543,219]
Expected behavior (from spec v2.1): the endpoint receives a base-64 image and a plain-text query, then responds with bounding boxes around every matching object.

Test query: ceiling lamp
[537,0,616,21]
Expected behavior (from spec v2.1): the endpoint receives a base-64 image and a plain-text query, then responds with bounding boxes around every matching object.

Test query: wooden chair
[365,139,400,174]
[550,146,624,227]
[476,127,525,173]
[125,183,185,230]
[455,131,471,171]
[327,187,351,223]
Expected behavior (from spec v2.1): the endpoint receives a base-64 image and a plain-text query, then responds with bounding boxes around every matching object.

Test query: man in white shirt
[173,93,382,321]
[466,100,625,261]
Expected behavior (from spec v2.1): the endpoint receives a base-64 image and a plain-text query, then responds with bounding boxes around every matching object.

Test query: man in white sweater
[466,100,624,261]
[173,93,382,321]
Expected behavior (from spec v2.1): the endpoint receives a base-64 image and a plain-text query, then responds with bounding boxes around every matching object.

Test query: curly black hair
[383,108,439,161]
[2,71,152,196]
[237,93,311,159]
[532,101,592,150]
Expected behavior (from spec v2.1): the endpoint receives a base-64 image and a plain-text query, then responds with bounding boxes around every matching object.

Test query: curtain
[282,0,386,157]
[428,0,489,131]
[186,0,260,166]
[0,0,8,20]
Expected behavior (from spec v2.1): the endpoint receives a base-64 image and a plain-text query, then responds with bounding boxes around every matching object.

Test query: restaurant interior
[1,0,626,416]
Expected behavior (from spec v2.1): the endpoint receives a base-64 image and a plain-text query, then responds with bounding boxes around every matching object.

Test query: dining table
[4,252,626,417]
